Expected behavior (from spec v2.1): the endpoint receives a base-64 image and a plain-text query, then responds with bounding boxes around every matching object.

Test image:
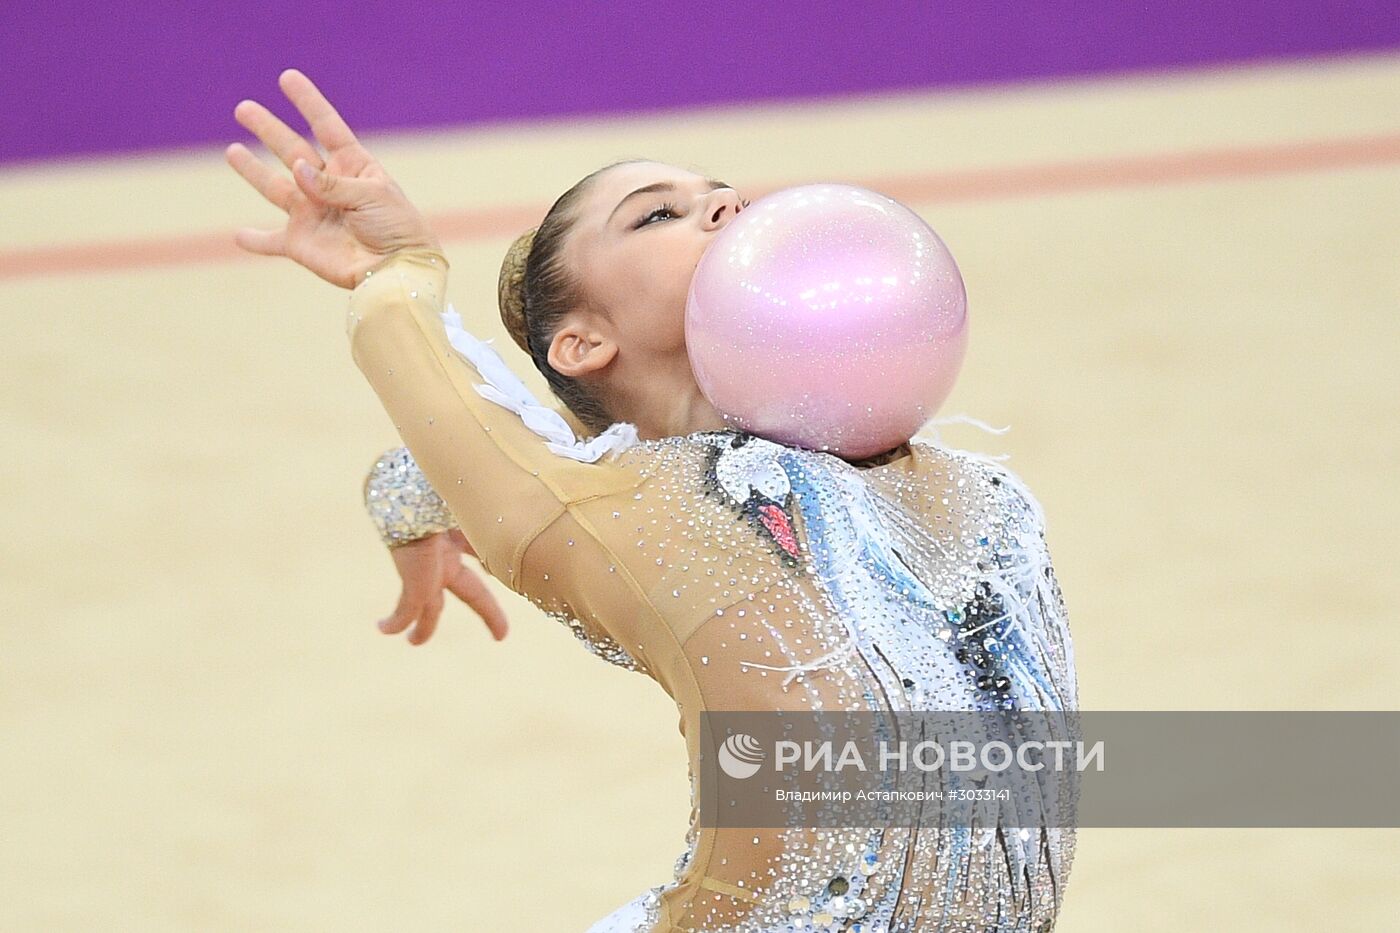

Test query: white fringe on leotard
[439,304,640,463]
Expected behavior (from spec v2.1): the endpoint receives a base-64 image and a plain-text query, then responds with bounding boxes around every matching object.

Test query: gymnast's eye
[635,202,679,228]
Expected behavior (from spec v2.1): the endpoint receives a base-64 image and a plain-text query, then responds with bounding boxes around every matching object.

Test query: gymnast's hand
[225,68,442,289]
[378,529,509,646]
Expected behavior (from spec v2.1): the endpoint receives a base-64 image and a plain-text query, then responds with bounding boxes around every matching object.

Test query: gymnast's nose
[702,188,745,230]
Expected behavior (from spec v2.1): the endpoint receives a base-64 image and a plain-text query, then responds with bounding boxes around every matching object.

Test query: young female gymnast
[227,69,1078,933]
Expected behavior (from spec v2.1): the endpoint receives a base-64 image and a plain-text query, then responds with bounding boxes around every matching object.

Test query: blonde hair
[492,159,652,434]
[496,226,537,355]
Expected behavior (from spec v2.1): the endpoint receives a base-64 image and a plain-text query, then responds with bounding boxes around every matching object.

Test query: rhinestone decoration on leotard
[364,430,1077,931]
[559,434,1075,932]
[366,432,1077,931]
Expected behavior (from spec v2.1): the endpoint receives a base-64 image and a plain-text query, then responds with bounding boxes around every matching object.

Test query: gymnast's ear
[546,320,618,378]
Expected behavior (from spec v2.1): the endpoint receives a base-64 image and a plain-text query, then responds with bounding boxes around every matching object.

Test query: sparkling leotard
[350,249,1079,932]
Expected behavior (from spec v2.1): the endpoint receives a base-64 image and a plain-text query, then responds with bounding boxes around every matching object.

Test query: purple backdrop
[3,0,1398,167]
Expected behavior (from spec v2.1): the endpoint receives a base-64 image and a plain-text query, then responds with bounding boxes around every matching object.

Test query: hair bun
[497,226,538,353]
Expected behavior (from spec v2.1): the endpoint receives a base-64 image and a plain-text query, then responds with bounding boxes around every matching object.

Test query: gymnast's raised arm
[225,69,639,633]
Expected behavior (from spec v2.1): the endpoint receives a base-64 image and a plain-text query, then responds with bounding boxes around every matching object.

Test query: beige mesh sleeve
[345,248,641,591]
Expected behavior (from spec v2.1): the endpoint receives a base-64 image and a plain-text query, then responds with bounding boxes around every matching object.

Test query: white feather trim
[438,304,639,463]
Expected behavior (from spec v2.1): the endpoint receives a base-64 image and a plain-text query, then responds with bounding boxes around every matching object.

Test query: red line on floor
[2,133,1397,281]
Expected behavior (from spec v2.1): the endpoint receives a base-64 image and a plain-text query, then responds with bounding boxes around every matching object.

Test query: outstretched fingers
[408,596,444,646]
[225,143,296,212]
[291,158,379,210]
[445,564,509,641]
[233,226,287,257]
[233,98,324,173]
[278,69,359,154]
[378,580,445,645]
[379,590,421,636]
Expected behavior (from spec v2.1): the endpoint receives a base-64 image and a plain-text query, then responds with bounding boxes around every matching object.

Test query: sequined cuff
[363,446,458,549]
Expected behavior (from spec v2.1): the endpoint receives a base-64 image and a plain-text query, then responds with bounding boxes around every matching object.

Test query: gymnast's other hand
[225,68,442,290]
[378,530,509,646]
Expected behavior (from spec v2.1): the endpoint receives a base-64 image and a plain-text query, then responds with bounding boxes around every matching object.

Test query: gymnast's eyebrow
[609,178,731,224]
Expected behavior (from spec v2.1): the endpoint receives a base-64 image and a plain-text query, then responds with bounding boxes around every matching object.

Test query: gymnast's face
[558,161,747,363]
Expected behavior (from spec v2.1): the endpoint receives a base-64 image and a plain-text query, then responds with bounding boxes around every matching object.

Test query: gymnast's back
[354,249,1078,932]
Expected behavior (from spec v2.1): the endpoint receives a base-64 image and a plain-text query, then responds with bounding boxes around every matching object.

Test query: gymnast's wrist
[356,246,450,289]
